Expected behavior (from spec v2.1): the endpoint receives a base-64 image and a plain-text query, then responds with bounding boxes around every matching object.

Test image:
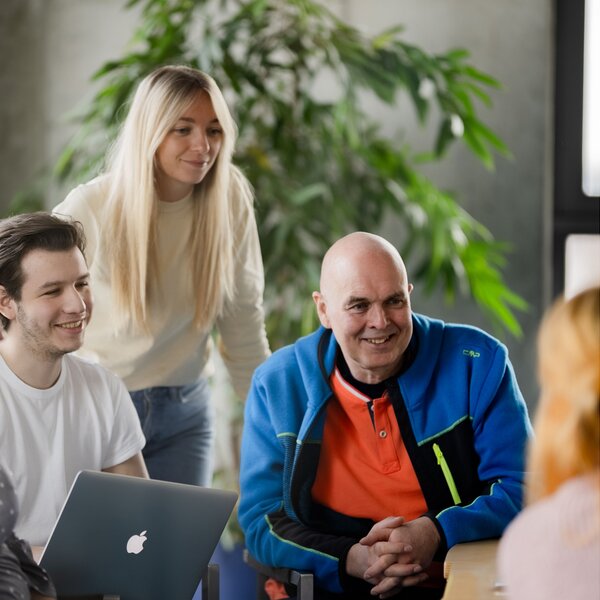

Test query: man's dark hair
[0,212,87,330]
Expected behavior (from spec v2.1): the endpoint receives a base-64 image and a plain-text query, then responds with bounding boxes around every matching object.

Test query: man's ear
[0,286,17,324]
[312,291,331,329]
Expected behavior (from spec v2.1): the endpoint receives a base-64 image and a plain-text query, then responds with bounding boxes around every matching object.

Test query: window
[553,0,600,297]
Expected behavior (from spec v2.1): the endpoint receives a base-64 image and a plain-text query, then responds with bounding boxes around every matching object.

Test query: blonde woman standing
[54,65,270,487]
[498,286,600,599]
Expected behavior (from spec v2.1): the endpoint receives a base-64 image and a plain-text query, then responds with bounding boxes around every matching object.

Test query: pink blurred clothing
[497,473,600,599]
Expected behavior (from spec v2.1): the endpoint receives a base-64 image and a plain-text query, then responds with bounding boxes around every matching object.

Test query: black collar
[335,333,418,400]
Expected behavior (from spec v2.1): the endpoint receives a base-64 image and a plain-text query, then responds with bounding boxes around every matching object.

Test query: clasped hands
[346,515,440,598]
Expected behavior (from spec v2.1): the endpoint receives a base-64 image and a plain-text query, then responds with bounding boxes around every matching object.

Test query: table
[442,539,506,599]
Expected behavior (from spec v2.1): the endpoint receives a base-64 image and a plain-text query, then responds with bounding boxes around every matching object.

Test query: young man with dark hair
[0,212,147,554]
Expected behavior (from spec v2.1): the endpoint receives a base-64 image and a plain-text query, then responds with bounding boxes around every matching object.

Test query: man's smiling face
[313,234,413,384]
[7,247,92,362]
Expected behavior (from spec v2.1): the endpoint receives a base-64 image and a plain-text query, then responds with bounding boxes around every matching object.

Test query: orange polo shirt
[312,367,428,522]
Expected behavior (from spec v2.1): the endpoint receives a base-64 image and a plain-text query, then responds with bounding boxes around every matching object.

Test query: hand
[362,516,440,595]
[346,517,424,597]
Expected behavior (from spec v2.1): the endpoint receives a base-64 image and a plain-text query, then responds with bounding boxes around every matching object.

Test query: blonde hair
[527,286,600,503]
[102,65,250,330]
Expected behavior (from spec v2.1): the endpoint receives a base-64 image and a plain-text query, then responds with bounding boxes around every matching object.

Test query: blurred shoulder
[54,175,111,218]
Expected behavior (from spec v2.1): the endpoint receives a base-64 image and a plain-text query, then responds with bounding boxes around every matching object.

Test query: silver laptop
[40,470,237,600]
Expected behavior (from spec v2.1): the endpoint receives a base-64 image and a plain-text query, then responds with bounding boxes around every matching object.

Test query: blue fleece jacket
[239,314,532,595]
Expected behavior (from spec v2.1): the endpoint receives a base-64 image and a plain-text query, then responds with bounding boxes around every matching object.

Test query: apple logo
[126,530,148,555]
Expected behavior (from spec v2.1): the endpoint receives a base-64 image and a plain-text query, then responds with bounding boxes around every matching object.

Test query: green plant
[3,178,47,217]
[52,0,526,346]
[36,0,528,546]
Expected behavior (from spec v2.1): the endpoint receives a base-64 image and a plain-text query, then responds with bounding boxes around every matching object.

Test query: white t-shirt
[0,353,145,546]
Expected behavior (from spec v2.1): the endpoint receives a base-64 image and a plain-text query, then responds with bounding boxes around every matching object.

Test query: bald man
[239,232,532,600]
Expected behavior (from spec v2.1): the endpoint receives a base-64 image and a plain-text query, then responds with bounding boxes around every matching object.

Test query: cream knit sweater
[54,175,270,397]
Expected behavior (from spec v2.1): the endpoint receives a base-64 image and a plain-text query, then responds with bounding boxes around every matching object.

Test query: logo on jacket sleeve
[462,349,481,358]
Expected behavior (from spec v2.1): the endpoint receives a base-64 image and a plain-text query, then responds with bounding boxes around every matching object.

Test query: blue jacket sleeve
[435,345,533,548]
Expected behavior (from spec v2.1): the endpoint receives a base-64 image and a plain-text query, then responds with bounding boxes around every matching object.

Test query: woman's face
[155,91,223,203]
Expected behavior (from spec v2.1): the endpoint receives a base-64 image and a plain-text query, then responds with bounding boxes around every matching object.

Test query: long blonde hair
[527,286,600,503]
[102,65,250,331]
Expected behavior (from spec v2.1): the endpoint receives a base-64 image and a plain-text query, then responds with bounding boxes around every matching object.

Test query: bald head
[313,232,414,384]
[319,232,408,298]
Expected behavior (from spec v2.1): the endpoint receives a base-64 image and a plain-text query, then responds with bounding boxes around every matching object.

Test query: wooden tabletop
[442,539,506,599]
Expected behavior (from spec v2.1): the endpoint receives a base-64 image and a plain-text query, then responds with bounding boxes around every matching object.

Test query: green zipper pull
[433,443,462,505]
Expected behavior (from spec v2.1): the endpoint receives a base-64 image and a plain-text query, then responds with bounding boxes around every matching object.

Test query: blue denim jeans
[130,378,215,487]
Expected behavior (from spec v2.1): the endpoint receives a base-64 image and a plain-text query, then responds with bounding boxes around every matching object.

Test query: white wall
[1,0,46,203]
[0,0,554,409]
[0,0,139,206]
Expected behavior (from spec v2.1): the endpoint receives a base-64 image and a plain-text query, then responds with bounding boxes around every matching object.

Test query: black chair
[201,564,220,600]
[243,549,314,600]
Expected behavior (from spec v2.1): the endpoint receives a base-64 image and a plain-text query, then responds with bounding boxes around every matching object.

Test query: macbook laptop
[40,470,237,600]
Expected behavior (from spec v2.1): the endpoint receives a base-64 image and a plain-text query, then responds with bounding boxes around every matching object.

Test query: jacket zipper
[433,443,462,505]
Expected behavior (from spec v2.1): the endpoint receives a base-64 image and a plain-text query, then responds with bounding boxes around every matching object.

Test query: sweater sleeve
[53,177,108,268]
[0,466,18,543]
[215,175,270,400]
[238,369,354,594]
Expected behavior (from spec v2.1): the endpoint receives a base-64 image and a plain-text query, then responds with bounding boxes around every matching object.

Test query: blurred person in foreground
[239,231,532,599]
[498,286,600,599]
[0,465,56,599]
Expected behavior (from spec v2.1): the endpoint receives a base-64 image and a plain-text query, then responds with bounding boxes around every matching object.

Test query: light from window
[582,0,600,197]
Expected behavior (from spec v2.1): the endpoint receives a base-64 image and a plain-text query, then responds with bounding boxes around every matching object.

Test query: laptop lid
[40,470,237,600]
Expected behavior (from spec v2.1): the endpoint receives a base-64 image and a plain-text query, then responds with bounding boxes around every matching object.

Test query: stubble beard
[16,305,74,363]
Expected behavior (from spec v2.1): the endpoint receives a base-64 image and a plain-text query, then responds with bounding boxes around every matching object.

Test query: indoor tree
[49,0,526,347]
[15,0,527,547]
